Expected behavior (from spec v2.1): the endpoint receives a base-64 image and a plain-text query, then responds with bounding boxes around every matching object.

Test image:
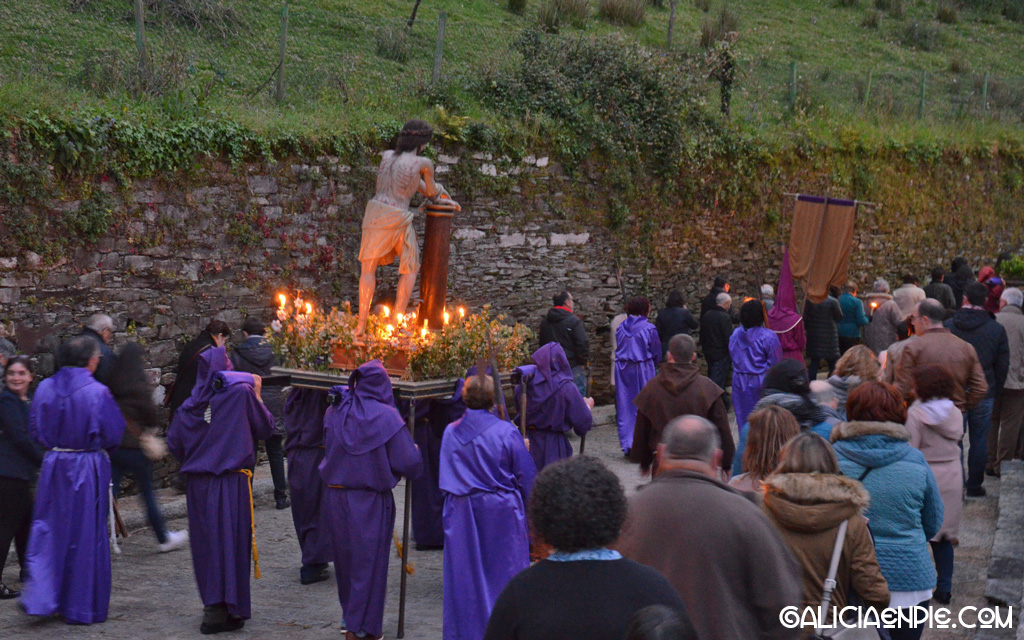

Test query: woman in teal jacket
[837,281,870,354]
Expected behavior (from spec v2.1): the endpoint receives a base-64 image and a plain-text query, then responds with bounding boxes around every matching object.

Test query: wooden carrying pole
[419,204,456,330]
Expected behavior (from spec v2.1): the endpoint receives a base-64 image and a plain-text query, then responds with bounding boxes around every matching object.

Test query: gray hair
[715,292,731,307]
[760,284,774,298]
[1002,287,1024,308]
[809,380,837,407]
[86,313,115,333]
[872,278,890,294]
[668,334,696,363]
[662,415,721,463]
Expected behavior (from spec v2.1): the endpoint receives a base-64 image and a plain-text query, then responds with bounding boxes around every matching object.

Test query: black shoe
[933,591,951,605]
[985,468,1000,477]
[414,543,444,551]
[0,584,20,599]
[200,617,245,634]
[966,486,987,497]
[276,496,291,510]
[300,564,330,585]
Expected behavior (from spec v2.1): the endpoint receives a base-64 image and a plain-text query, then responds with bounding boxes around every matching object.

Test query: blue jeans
[707,357,731,391]
[930,539,954,593]
[571,365,588,398]
[110,447,168,544]
[963,398,994,491]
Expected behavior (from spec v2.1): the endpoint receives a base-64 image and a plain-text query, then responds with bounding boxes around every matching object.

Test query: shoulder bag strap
[814,519,849,637]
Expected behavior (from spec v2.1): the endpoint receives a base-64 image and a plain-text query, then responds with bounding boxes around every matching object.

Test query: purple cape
[320,361,423,636]
[170,363,275,619]
[614,316,661,453]
[440,408,536,640]
[513,343,593,471]
[22,367,126,624]
[284,388,332,566]
[728,326,783,431]
[767,248,807,361]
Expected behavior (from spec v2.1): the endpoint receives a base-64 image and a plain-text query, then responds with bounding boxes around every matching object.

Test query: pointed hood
[329,360,405,455]
[173,347,232,429]
[526,342,574,403]
[768,248,803,334]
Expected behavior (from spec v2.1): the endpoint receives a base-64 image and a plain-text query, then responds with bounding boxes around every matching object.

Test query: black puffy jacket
[803,297,843,359]
[231,336,285,428]
[946,308,1009,398]
[539,308,589,368]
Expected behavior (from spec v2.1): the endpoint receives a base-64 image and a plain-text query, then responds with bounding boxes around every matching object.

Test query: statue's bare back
[374,150,432,210]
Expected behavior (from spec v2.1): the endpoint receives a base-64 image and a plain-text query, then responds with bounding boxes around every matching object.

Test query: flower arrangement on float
[268,293,533,381]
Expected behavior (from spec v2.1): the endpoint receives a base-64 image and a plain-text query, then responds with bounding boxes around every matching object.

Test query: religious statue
[357,119,460,336]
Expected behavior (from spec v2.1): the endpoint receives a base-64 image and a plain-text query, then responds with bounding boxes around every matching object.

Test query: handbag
[810,519,881,640]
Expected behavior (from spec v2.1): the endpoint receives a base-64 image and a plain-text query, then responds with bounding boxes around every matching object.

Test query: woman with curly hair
[832,381,943,640]
[826,344,880,419]
[728,406,800,492]
[615,297,662,455]
[483,457,696,640]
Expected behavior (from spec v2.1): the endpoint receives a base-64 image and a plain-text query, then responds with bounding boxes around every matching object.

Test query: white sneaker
[159,530,189,553]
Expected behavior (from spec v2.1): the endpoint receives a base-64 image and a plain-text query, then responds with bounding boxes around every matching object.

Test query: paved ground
[0,405,1005,639]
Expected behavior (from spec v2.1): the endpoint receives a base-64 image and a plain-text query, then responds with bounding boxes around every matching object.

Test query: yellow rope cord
[236,469,261,579]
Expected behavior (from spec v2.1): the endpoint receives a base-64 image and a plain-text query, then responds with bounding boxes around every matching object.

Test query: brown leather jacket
[894,327,987,410]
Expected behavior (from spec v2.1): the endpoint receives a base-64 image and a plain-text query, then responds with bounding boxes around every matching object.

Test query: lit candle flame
[443,310,450,325]
[385,324,394,336]
[397,313,404,326]
[458,307,465,318]
[382,306,390,318]
[870,301,878,308]
[305,302,313,315]
[421,319,429,338]
[278,293,287,309]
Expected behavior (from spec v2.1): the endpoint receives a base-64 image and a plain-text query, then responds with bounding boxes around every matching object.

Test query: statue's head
[395,119,433,154]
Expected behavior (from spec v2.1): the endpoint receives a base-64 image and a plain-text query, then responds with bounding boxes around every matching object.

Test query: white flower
[271,320,282,333]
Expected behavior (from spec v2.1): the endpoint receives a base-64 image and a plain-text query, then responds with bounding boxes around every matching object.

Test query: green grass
[1,0,1022,141]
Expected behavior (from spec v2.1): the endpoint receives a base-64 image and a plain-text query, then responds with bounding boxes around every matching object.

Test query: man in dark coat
[616,415,802,640]
[230,317,289,509]
[699,276,730,316]
[631,334,733,474]
[168,320,231,419]
[924,267,957,312]
[946,282,1010,496]
[802,292,843,379]
[539,291,589,397]
[699,292,733,390]
[949,257,974,310]
[77,313,116,385]
[654,290,698,357]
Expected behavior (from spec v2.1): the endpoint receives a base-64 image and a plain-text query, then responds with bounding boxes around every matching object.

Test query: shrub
[836,0,860,6]
[142,0,241,39]
[899,20,941,50]
[861,9,880,27]
[873,0,904,16]
[537,1,562,32]
[509,0,529,14]
[700,5,740,48]
[693,0,711,11]
[948,55,969,74]
[1004,2,1024,22]
[598,0,647,25]
[936,4,958,23]
[375,24,410,63]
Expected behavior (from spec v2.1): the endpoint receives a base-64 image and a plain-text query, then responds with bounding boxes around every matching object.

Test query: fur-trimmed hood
[763,473,870,534]
[829,420,909,443]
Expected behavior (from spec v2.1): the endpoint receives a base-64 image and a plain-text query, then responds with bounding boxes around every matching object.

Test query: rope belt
[235,469,261,579]
[327,484,346,489]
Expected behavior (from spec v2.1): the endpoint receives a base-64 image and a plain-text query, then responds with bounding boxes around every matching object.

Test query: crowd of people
[0,252,1020,639]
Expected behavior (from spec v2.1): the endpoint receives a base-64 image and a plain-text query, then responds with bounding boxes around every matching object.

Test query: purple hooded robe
[404,379,467,548]
[167,349,275,620]
[283,388,331,567]
[319,361,422,638]
[767,248,807,363]
[728,327,783,432]
[21,367,126,624]
[513,343,593,471]
[614,316,661,452]
[440,407,537,640]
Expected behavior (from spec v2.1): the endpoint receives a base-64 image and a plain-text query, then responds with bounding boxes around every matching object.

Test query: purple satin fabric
[728,326,783,430]
[614,316,661,452]
[284,388,331,566]
[768,248,806,361]
[440,409,536,640]
[410,385,466,547]
[22,367,126,624]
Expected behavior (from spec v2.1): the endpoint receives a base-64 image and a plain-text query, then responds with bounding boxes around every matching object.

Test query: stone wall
[1,147,1021,484]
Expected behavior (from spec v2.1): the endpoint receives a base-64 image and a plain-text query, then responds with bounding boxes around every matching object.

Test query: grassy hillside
[1,0,1022,143]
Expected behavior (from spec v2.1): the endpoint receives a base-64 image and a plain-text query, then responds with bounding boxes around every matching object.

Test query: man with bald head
[631,334,733,475]
[616,416,802,640]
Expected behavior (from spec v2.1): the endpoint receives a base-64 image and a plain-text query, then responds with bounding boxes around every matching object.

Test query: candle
[421,319,429,338]
[458,307,465,318]
[382,306,390,318]
[397,313,404,326]
[305,302,313,315]
[278,293,287,309]
[443,310,450,325]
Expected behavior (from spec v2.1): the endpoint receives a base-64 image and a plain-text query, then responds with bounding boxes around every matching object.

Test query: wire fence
[44,1,1024,126]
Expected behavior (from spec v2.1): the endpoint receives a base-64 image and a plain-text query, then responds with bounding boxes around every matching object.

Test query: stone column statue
[356,119,460,336]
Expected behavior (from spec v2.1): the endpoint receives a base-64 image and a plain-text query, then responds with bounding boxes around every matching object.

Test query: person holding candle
[320,360,422,640]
